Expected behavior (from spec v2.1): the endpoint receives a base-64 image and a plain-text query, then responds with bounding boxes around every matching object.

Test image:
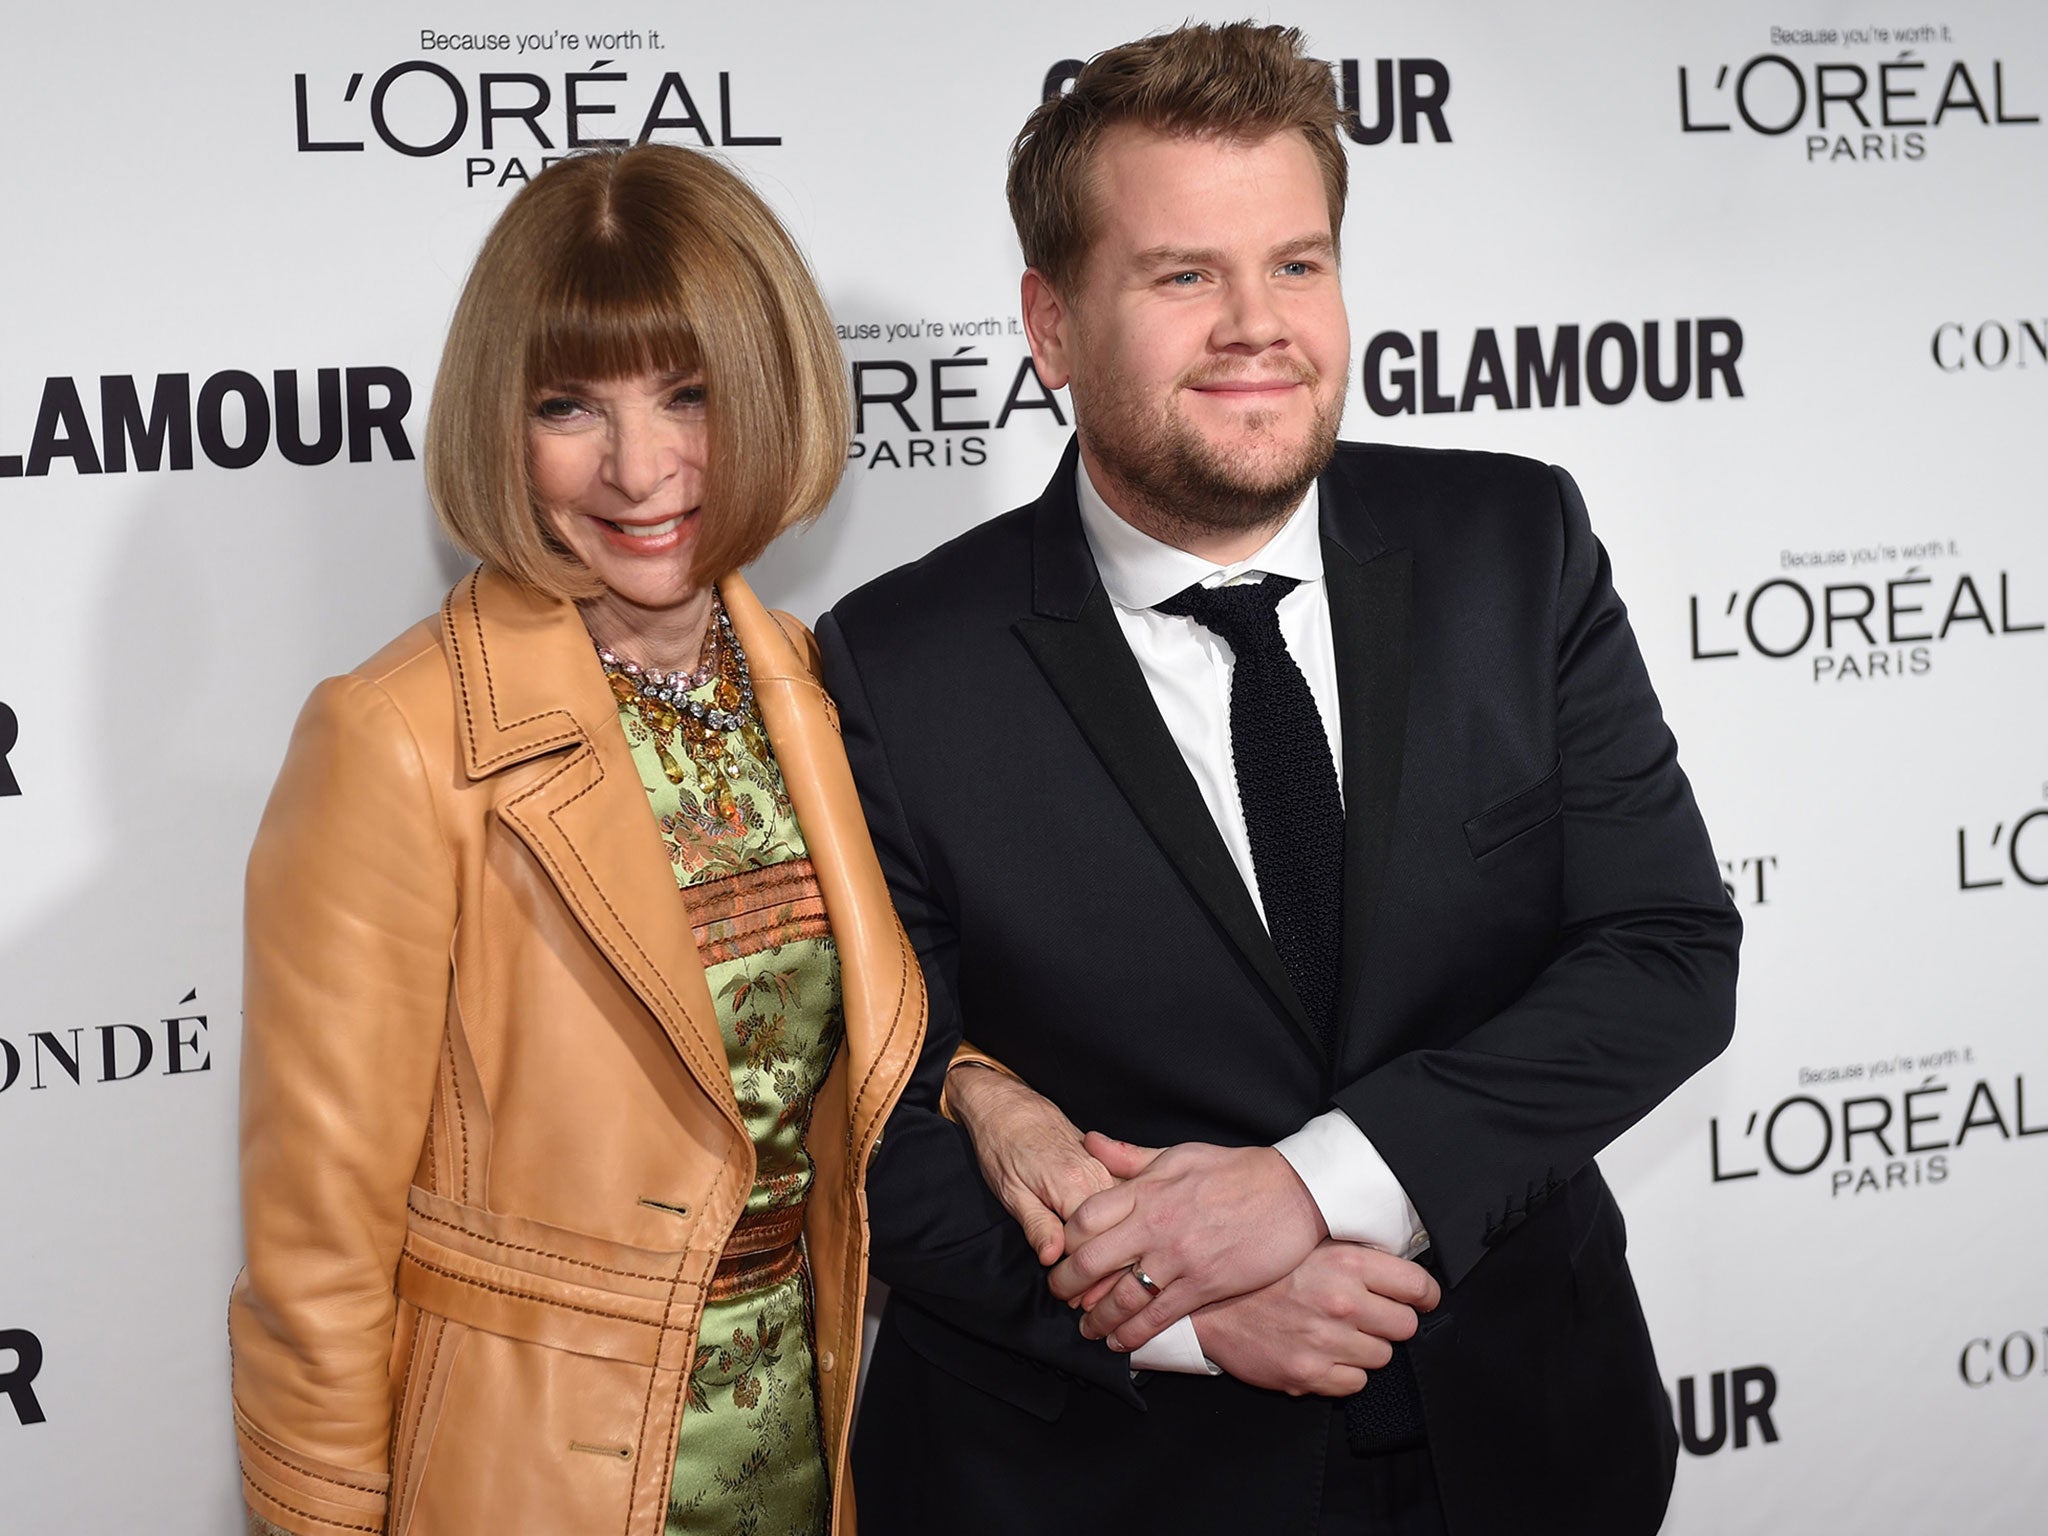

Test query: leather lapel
[1013,451,1323,1063]
[1320,473,1414,1058]
[722,575,922,1170]
[445,569,743,1121]
[496,734,743,1122]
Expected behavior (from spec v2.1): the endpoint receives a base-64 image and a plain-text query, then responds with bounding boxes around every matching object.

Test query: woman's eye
[670,384,708,408]
[535,396,584,420]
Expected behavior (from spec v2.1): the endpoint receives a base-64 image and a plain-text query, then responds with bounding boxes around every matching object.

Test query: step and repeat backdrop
[2,1,2043,1530]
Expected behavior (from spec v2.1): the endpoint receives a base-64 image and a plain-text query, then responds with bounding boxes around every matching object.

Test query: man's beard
[1075,362,1343,545]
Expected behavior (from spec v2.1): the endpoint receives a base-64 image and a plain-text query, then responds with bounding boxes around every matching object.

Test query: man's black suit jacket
[818,439,1740,1536]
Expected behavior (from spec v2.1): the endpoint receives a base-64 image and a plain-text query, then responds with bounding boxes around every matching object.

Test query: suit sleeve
[817,610,1141,1406]
[1331,465,1740,1289]
[228,674,456,1534]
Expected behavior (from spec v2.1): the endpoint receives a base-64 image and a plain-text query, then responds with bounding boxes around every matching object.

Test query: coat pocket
[401,1326,655,1536]
[390,1187,700,1535]
[1463,754,1564,861]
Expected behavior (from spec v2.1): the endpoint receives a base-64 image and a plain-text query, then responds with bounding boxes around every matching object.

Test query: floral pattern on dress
[614,677,839,1536]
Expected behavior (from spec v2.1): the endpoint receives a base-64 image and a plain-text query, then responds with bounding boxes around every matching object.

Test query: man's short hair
[1007,21,1348,296]
[426,144,849,598]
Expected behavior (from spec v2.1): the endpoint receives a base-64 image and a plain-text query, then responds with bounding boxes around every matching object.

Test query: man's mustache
[1178,362,1319,390]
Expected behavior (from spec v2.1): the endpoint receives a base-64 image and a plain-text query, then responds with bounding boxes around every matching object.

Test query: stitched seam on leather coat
[399,1252,668,1328]
[405,1202,674,1284]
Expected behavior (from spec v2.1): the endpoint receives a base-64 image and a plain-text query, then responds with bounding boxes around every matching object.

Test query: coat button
[818,1350,836,1374]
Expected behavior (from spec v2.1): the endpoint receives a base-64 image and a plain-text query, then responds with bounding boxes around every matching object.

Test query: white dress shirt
[1073,459,1428,1376]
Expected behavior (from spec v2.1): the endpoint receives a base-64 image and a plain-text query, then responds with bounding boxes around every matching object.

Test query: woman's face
[528,368,710,614]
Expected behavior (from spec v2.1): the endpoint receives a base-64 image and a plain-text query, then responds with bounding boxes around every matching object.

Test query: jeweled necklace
[594,638,717,705]
[595,595,758,812]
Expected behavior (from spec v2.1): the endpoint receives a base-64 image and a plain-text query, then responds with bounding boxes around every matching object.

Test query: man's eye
[1168,271,1203,286]
[1279,261,1311,277]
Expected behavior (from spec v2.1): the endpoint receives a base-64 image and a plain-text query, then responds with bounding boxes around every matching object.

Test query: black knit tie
[1155,575,1344,1050]
[1160,575,1425,1457]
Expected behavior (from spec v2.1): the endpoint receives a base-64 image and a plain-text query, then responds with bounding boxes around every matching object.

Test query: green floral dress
[613,678,843,1536]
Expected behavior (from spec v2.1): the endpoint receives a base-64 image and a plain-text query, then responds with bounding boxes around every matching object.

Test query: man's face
[1027,126,1350,538]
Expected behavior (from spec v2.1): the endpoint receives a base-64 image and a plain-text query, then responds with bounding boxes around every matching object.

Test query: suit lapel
[1320,467,1414,1058]
[1013,446,1323,1063]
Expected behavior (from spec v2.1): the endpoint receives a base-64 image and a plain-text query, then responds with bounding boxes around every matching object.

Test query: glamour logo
[0,1330,45,1427]
[0,701,18,797]
[1679,45,2037,161]
[294,53,781,188]
[1932,319,2047,371]
[1670,1366,1777,1455]
[844,334,1067,472]
[1710,1054,2046,1197]
[1336,58,1451,144]
[1688,560,2041,682]
[0,990,212,1093]
[1957,793,2048,891]
[1959,1330,2048,1388]
[1042,57,1453,145]
[0,369,413,479]
[1360,320,1742,417]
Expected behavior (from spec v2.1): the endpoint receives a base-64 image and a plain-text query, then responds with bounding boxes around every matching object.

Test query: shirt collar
[1075,454,1324,612]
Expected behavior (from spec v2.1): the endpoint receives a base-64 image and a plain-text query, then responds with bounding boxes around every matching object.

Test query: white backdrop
[2,3,2044,1531]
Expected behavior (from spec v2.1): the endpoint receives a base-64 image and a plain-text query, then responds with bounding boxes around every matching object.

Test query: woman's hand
[945,1064,1117,1265]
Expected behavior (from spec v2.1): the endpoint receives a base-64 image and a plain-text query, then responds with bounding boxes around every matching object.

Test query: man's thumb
[1084,1130,1161,1177]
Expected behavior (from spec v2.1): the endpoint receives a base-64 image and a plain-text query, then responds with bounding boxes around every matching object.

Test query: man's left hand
[1052,1132,1328,1352]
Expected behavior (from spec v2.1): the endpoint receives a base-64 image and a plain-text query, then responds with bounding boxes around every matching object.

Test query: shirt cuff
[1130,1315,1219,1375]
[1274,1110,1429,1259]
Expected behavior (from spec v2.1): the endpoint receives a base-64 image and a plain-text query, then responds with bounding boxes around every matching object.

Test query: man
[820,22,1738,1535]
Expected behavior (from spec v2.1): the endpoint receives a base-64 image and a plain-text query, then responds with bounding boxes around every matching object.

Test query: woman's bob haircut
[426,144,850,597]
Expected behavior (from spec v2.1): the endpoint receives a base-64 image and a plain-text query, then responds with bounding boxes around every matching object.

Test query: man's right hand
[1193,1241,1441,1397]
[945,1064,1117,1265]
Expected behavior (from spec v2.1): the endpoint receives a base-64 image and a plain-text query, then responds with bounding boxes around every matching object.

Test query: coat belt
[393,1186,805,1372]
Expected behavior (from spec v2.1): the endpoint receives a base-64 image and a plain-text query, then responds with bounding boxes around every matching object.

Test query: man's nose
[1214,277,1287,352]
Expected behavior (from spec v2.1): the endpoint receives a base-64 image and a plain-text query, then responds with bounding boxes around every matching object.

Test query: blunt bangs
[526,235,703,395]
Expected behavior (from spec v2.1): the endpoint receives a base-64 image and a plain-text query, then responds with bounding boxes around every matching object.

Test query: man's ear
[1020,268,1075,390]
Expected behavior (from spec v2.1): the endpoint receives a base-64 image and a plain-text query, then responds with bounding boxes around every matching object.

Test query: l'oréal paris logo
[294,34,783,189]
[1678,28,2038,164]
[1710,1049,2046,1199]
[1687,548,2042,683]
[1957,790,2048,892]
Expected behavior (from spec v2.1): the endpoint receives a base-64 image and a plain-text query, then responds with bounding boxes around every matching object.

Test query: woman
[228,144,923,1536]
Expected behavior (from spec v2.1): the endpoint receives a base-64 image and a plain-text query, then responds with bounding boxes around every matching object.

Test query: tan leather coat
[228,567,924,1536]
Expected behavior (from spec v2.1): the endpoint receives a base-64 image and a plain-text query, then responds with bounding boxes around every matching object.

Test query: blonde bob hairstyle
[426,144,850,598]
